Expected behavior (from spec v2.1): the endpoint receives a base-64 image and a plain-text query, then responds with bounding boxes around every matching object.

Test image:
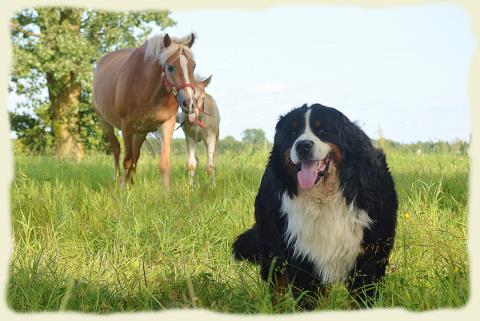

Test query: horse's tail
[232,225,260,263]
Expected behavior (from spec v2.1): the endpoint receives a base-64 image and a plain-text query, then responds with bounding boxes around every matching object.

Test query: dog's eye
[291,123,299,136]
[317,127,325,134]
[166,65,175,72]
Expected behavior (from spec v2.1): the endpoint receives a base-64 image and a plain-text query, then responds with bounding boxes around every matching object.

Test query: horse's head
[194,75,212,111]
[149,33,198,123]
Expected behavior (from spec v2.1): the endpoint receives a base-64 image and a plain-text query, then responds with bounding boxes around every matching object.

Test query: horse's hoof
[163,183,170,193]
[121,176,134,188]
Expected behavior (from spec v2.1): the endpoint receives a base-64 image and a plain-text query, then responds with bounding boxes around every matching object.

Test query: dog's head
[272,104,359,192]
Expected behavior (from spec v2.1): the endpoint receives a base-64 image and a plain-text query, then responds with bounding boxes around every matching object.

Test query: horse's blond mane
[144,34,194,65]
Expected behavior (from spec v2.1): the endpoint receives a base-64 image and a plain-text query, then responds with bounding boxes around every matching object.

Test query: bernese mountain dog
[232,103,397,308]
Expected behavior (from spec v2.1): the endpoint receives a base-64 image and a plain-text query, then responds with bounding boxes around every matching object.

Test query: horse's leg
[186,136,197,187]
[159,116,176,190]
[132,133,147,173]
[204,134,217,185]
[121,123,135,186]
[99,119,121,181]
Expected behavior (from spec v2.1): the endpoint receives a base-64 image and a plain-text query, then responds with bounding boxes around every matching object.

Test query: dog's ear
[163,34,172,48]
[338,114,389,209]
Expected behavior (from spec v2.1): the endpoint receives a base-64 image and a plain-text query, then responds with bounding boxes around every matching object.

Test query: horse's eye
[166,65,175,72]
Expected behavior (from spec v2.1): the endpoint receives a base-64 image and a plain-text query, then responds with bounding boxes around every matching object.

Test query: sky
[157,4,475,143]
[7,3,475,143]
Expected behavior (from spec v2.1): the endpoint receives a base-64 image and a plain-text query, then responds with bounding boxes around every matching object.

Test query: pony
[92,33,199,188]
[177,75,220,186]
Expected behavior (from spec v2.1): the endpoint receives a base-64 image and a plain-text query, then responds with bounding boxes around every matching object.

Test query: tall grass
[7,148,469,313]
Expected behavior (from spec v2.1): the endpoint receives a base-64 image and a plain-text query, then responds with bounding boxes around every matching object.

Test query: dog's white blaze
[290,108,331,164]
[281,190,373,283]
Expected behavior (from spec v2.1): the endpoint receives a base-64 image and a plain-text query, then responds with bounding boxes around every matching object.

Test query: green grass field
[7,147,469,313]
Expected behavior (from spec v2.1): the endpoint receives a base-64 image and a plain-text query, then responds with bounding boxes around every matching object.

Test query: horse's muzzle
[179,104,199,124]
[187,112,198,124]
[177,88,197,121]
[178,107,199,124]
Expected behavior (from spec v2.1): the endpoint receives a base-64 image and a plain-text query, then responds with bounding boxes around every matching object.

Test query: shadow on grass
[7,269,276,314]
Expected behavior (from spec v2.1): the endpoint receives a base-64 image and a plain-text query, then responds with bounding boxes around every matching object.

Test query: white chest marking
[281,190,373,283]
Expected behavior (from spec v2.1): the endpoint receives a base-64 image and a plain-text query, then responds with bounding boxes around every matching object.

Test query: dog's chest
[281,190,372,283]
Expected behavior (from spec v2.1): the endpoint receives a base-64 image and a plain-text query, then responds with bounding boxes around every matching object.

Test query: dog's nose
[296,140,313,156]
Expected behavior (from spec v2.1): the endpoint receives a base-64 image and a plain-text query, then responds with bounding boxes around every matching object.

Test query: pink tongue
[297,161,319,190]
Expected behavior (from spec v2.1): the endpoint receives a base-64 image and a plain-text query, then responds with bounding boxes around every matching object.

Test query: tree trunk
[48,73,84,160]
[44,9,84,160]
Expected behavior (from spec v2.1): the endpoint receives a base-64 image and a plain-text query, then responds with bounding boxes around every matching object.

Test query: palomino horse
[177,75,220,186]
[93,33,200,188]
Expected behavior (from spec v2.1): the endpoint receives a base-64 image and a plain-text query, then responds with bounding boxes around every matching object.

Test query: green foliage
[140,132,469,166]
[375,139,470,155]
[77,99,108,153]
[141,132,270,158]
[9,110,53,154]
[7,149,469,312]
[242,128,267,146]
[10,7,176,155]
[218,135,244,154]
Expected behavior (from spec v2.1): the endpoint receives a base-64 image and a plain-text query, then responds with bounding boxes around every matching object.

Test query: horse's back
[95,48,134,75]
[93,48,135,127]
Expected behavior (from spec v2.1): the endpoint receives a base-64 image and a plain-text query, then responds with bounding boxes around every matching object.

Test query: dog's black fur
[232,103,398,308]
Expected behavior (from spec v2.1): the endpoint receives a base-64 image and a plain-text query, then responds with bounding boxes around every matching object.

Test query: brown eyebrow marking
[292,120,299,128]
[314,120,321,128]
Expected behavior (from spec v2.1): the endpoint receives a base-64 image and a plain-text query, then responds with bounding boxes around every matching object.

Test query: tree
[10,8,175,158]
[241,128,267,146]
[218,135,243,153]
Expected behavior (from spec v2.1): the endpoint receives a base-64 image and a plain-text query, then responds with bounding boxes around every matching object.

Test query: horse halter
[162,71,195,97]
[161,60,195,98]
[161,53,211,128]
[174,96,212,130]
